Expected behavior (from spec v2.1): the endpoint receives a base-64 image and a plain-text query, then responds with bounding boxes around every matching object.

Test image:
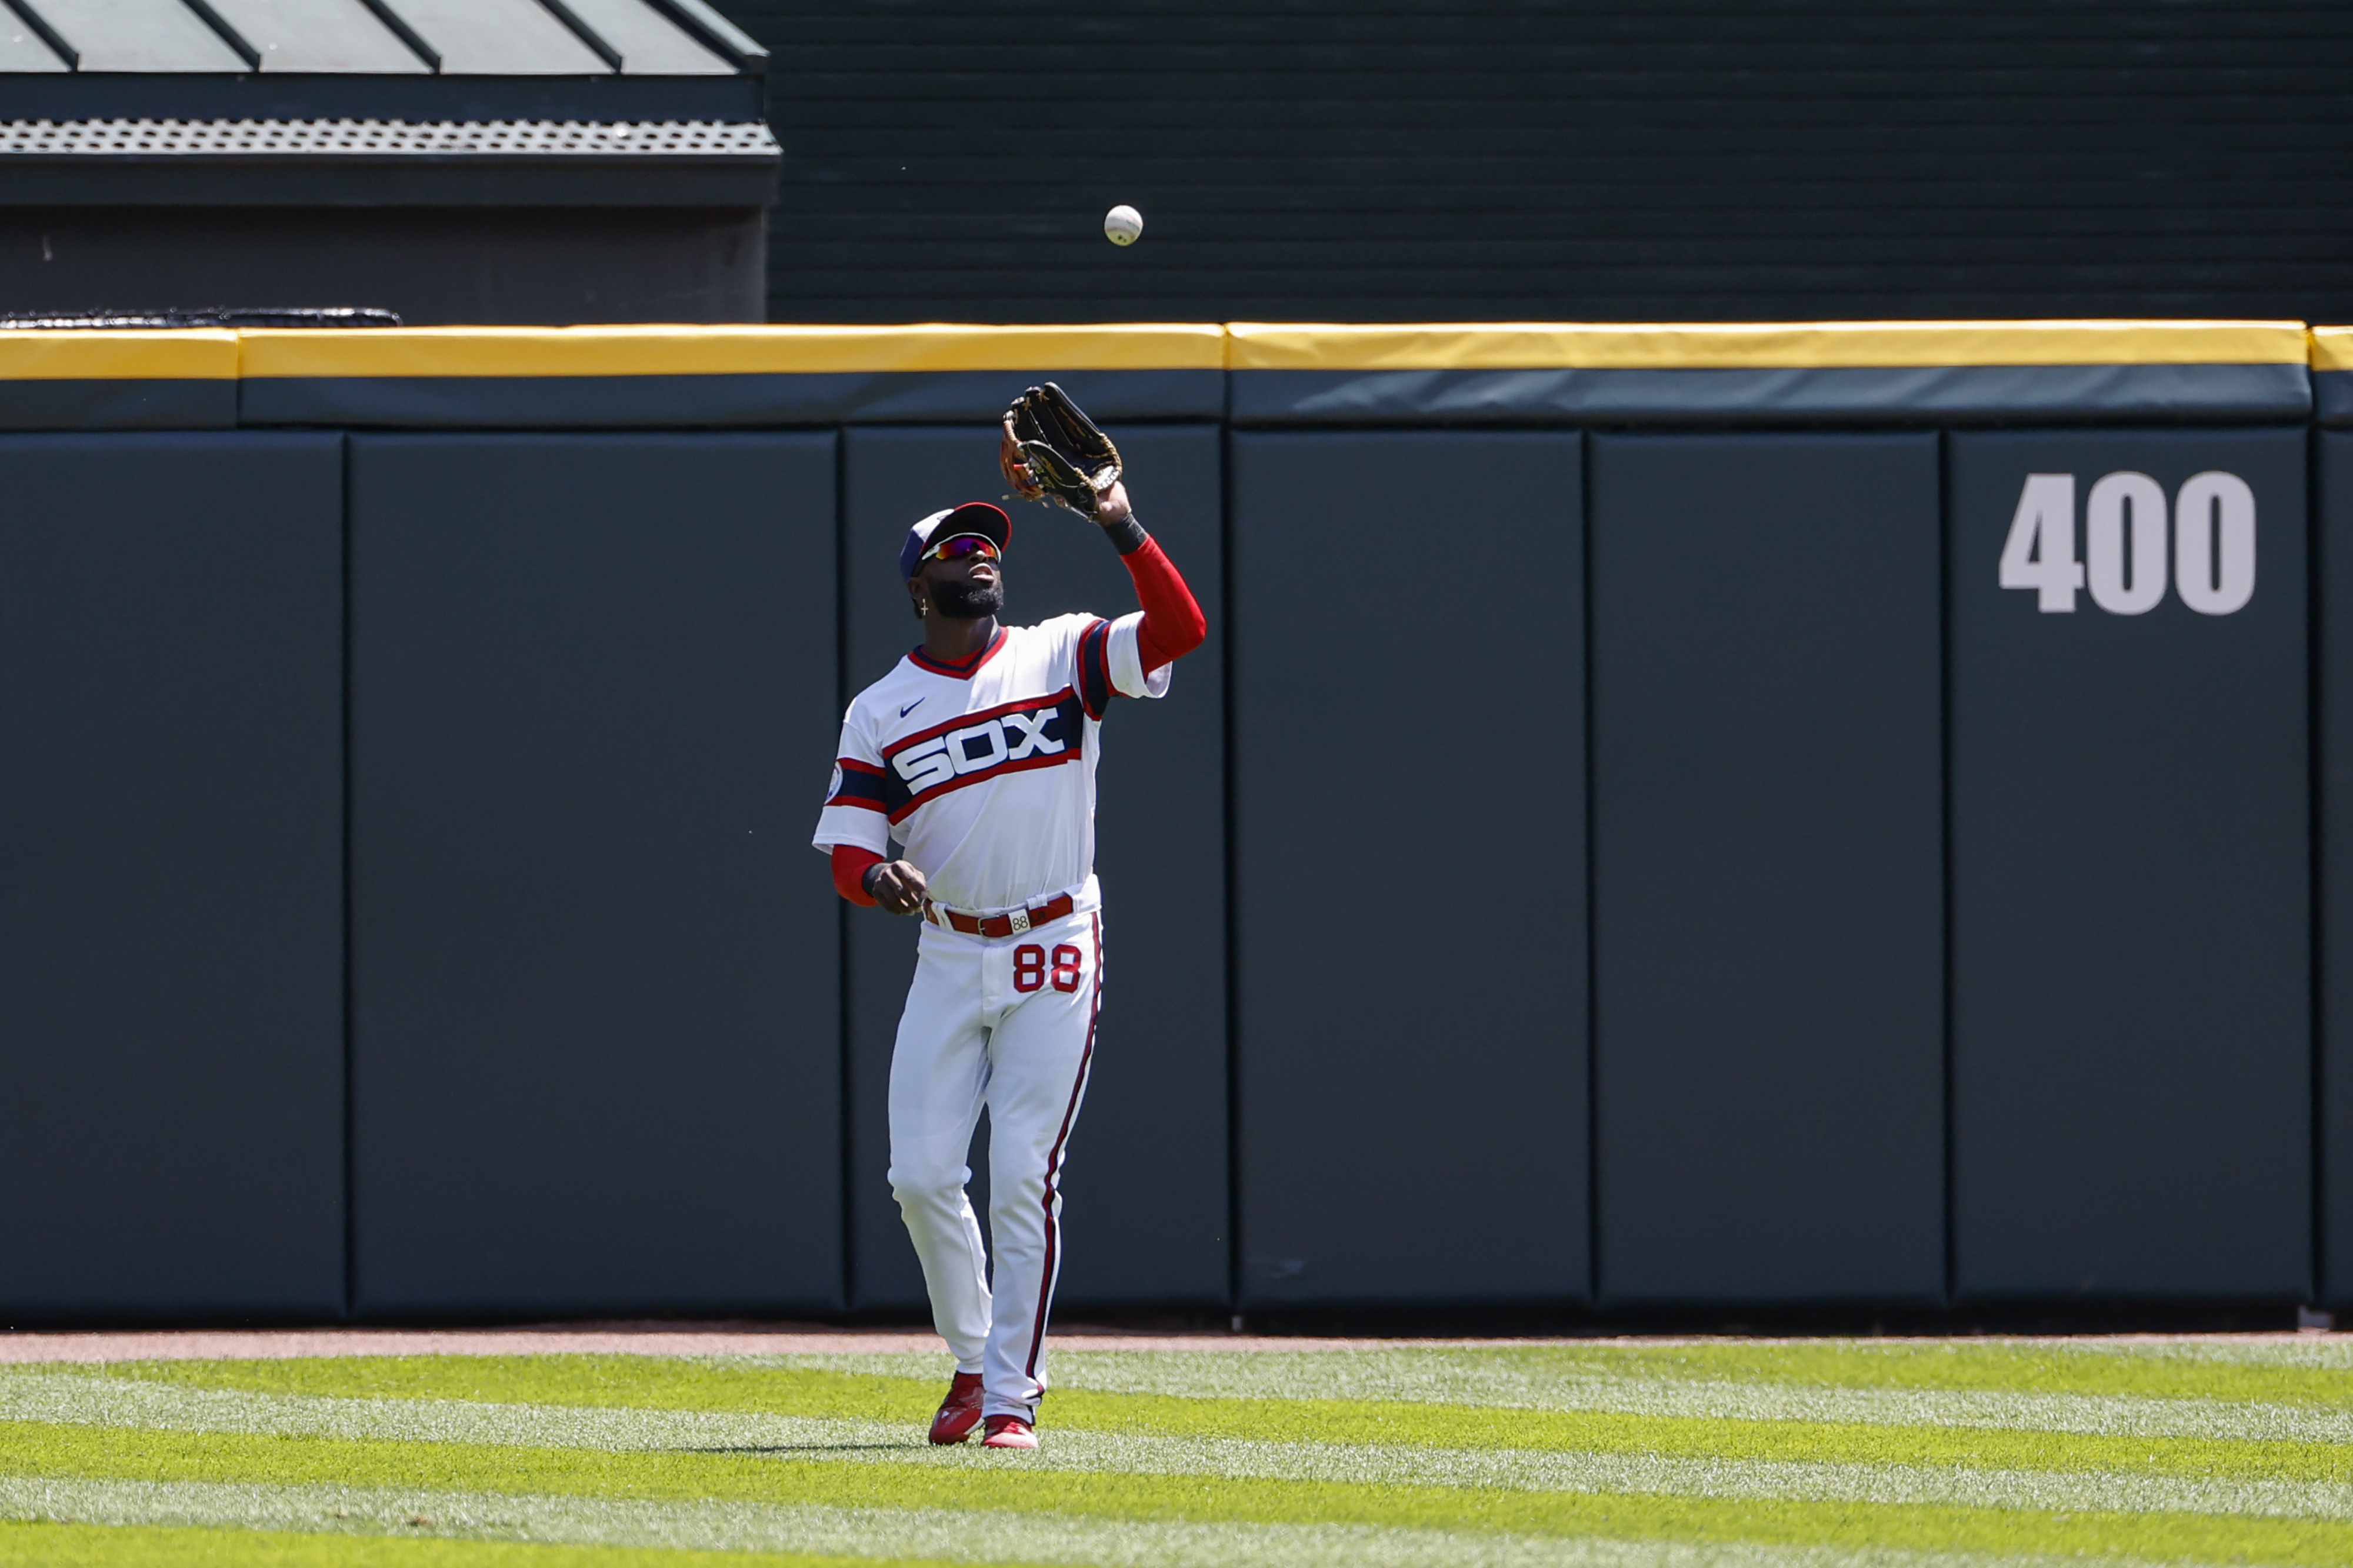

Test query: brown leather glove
[1000,382,1123,521]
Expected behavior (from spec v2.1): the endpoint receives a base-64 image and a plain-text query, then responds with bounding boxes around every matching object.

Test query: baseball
[1103,205,1143,246]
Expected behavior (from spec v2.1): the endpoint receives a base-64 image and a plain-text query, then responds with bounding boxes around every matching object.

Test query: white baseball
[1103,205,1143,246]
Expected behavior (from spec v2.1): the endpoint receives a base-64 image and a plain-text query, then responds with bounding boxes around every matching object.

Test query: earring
[916,599,930,618]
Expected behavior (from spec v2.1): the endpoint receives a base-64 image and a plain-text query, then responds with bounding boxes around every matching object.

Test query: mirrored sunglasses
[922,534,1001,565]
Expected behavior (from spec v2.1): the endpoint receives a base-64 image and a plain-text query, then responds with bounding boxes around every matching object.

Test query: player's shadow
[678,1443,912,1454]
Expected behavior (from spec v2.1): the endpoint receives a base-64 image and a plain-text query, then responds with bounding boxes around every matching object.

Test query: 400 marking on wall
[1999,471,2255,616]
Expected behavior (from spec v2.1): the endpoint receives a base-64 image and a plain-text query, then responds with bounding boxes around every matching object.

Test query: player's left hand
[866,859,929,916]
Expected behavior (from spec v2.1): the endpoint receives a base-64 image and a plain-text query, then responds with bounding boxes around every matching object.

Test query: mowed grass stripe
[11,1420,2353,1566]
[0,1372,912,1459]
[124,1352,2353,1446]
[0,1516,972,1568]
[0,1476,2079,1568]
[2089,1342,2353,1373]
[12,1372,2353,1524]
[1038,1339,2353,1407]
[86,1360,2353,1486]
[801,1352,2353,1444]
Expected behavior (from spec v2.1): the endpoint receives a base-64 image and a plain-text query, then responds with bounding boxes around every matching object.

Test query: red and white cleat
[981,1414,1039,1449]
[928,1371,985,1444]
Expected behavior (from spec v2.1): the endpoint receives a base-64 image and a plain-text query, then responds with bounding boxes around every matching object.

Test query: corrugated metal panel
[0,20,66,68]
[729,0,2353,324]
[656,0,762,68]
[202,0,426,72]
[0,117,776,155]
[388,0,609,74]
[560,0,728,74]
[27,0,246,71]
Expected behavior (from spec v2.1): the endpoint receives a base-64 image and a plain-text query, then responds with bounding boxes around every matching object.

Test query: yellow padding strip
[0,322,2314,380]
[2310,327,2353,371]
[1225,321,2310,371]
[238,323,1229,378]
[0,329,239,381]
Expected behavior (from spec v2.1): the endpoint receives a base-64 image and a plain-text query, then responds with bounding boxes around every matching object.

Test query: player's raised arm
[999,382,1205,674]
[1095,482,1206,674]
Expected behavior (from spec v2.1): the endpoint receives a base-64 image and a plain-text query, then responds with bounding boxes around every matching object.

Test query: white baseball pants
[887,899,1103,1419]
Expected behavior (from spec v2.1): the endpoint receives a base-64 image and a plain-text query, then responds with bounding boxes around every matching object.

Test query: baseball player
[812,386,1206,1450]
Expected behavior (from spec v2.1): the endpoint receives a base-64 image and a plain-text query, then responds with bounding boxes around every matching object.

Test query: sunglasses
[922,534,1001,565]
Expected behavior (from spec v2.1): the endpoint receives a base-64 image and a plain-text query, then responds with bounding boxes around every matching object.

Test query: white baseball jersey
[814,611,1171,913]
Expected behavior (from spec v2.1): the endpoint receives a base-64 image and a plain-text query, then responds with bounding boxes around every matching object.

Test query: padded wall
[2328,432,2353,1308]
[838,426,1228,1312]
[2324,431,2353,1308]
[1589,433,1945,1306]
[1950,429,2309,1301]
[0,433,344,1318]
[348,432,844,1317]
[1230,431,1588,1310]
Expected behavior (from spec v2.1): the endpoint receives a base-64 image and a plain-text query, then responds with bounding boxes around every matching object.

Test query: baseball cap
[900,502,1012,580]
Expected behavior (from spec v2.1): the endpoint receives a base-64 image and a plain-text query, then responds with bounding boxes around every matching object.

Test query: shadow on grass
[683,1443,915,1454]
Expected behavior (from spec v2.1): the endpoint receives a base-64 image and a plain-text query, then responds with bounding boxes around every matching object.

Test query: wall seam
[1938,427,1958,1313]
[339,431,358,1323]
[2311,425,2328,1312]
[1582,428,1602,1310]
[1221,418,1244,1327]
[835,425,856,1319]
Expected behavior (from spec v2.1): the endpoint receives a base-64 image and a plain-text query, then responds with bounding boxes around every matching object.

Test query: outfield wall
[0,320,2335,1323]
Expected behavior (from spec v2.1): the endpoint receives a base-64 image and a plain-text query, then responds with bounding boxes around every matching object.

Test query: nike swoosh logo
[899,699,925,718]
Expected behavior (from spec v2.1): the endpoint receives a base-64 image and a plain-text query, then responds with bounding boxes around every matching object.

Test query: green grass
[0,1521,985,1568]
[4,1338,2351,1564]
[88,1355,2353,1483]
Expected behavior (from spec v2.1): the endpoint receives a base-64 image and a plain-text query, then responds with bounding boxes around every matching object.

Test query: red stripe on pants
[1025,912,1101,1380]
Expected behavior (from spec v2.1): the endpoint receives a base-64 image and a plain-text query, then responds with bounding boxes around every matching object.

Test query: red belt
[924,893,1076,939]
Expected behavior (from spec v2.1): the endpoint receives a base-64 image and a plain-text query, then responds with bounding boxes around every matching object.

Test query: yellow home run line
[0,321,2321,379]
[1222,320,2311,371]
[2304,326,2353,372]
[235,323,1230,378]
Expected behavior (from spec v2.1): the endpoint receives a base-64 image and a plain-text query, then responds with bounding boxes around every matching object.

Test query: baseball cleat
[928,1371,985,1444]
[981,1414,1039,1449]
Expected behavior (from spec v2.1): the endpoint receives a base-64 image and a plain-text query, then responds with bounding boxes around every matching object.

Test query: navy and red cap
[899,501,1011,580]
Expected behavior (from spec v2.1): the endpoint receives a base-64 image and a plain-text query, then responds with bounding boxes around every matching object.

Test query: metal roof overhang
[1,0,764,75]
[0,115,780,204]
[0,0,771,175]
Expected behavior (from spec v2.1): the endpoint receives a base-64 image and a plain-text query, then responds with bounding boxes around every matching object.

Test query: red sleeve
[832,845,884,906]
[1122,536,1207,673]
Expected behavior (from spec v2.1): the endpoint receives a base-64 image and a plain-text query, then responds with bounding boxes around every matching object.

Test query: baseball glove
[1001,383,1122,521]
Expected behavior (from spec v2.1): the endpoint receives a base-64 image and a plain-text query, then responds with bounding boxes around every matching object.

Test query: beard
[931,578,1004,620]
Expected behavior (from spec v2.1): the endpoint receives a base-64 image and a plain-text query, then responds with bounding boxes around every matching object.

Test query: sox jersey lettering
[815,610,1169,911]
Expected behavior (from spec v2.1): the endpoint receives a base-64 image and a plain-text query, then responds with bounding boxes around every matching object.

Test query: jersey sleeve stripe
[826,768,889,810]
[836,756,885,777]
